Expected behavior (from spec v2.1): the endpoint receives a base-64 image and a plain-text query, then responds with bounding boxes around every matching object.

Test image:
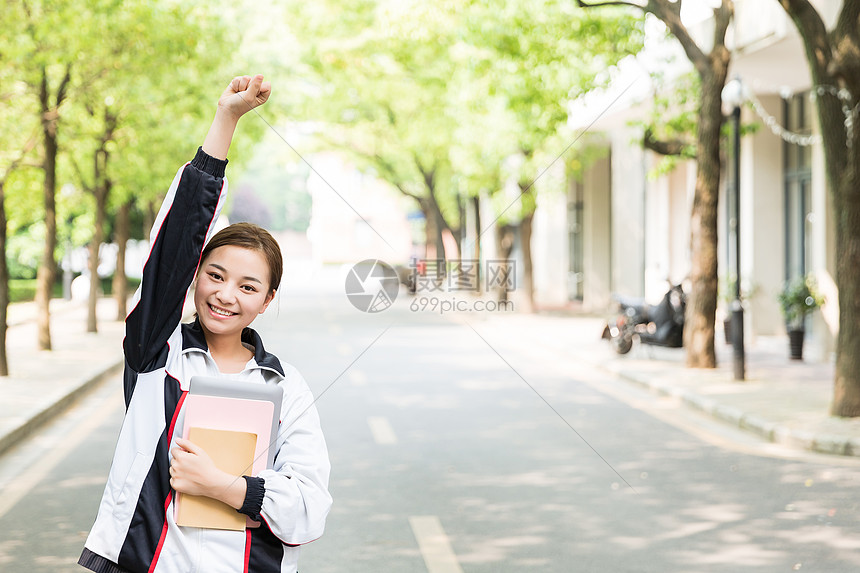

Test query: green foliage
[283,0,643,232]
[7,225,44,279]
[8,279,62,303]
[634,70,760,181]
[2,0,241,282]
[778,274,825,329]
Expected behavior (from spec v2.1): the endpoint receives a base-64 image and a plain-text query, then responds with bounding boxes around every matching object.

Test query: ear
[259,289,276,314]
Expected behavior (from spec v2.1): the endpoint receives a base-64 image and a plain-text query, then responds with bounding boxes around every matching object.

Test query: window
[568,180,584,301]
[783,93,813,281]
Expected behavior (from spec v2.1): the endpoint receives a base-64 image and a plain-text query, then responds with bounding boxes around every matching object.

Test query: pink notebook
[174,394,276,528]
[180,394,275,477]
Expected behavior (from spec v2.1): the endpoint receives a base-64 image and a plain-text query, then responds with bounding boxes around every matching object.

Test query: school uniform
[79,148,332,573]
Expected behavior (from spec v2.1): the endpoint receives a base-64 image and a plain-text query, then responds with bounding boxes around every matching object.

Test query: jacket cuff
[191,146,228,178]
[238,475,266,520]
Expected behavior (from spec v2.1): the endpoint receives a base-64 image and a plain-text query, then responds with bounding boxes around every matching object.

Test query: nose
[215,282,238,305]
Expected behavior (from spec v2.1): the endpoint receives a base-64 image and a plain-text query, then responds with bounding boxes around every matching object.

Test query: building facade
[529,0,841,361]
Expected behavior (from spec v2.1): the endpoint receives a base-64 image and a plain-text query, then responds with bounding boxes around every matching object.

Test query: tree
[0,136,39,376]
[459,0,642,309]
[777,0,860,416]
[12,0,89,350]
[72,104,117,333]
[63,0,233,332]
[288,0,467,263]
[580,0,733,368]
[9,0,237,340]
[0,2,42,374]
[287,0,642,305]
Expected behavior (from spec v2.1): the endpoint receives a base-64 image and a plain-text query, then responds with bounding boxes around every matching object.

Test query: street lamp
[721,76,745,381]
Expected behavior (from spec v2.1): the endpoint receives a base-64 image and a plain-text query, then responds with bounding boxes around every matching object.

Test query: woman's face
[194,245,274,339]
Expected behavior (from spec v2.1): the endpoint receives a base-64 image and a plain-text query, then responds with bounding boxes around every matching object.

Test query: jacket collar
[182,319,285,377]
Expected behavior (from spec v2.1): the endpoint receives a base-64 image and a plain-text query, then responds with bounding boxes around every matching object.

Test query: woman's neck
[203,330,252,374]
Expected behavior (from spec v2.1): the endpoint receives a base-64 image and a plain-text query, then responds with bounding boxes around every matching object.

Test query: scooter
[602,283,686,354]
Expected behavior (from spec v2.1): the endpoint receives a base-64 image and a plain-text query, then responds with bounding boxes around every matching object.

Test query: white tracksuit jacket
[79,148,332,573]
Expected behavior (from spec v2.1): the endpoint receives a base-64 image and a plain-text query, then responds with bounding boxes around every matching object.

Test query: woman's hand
[170,438,225,497]
[201,74,271,160]
[170,438,248,510]
[217,74,271,119]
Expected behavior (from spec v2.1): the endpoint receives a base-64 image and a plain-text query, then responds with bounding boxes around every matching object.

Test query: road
[1,281,859,572]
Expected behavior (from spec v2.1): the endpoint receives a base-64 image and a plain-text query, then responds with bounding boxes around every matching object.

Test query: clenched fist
[217,74,272,119]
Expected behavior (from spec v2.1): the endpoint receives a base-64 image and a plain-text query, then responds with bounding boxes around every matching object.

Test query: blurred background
[3,1,860,571]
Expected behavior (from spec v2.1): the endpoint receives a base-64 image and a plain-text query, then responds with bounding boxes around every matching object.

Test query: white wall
[532,162,570,308]
[306,153,413,266]
[741,95,784,339]
[582,155,612,311]
[610,127,647,298]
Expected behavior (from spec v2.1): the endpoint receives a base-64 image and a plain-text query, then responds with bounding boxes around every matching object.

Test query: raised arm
[202,74,272,160]
[123,75,271,393]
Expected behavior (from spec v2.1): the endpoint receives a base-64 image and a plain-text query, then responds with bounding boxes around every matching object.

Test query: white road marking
[367,416,397,445]
[0,387,122,520]
[409,515,464,573]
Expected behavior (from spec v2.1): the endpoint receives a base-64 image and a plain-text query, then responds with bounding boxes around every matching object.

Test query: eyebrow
[207,263,264,285]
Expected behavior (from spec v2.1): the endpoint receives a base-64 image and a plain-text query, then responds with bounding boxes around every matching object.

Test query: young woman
[79,75,332,573]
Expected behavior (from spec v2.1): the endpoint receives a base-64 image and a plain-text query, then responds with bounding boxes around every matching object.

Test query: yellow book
[174,427,257,531]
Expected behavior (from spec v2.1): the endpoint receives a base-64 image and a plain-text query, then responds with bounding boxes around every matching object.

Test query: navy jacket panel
[123,149,227,392]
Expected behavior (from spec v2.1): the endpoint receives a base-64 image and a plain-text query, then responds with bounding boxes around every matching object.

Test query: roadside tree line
[0,0,248,373]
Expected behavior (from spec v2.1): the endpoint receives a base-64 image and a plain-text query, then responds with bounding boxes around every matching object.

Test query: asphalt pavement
[2,278,860,572]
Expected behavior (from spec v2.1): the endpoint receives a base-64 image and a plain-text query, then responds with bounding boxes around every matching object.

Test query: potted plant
[777,275,825,360]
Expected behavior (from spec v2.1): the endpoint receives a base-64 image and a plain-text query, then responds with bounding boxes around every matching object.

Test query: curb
[591,358,860,459]
[0,359,124,458]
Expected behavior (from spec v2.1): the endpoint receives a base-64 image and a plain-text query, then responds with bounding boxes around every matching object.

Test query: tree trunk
[495,223,516,303]
[683,70,726,368]
[421,200,438,261]
[419,193,449,265]
[519,210,535,313]
[516,178,537,313]
[0,180,9,376]
[579,0,733,369]
[454,193,465,257]
[113,199,131,321]
[36,104,58,351]
[87,108,117,333]
[429,198,449,263]
[35,65,70,350]
[87,186,107,333]
[820,78,860,416]
[775,0,860,416]
[832,170,860,415]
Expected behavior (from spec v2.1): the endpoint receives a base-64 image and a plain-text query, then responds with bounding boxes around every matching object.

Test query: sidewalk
[0,298,125,456]
[477,311,860,458]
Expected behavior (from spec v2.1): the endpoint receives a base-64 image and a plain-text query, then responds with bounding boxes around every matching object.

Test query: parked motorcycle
[602,283,686,354]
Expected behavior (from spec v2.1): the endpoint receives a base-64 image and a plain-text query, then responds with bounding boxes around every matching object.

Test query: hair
[199,222,283,293]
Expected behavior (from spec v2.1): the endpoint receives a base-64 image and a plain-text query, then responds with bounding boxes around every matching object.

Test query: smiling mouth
[208,304,237,317]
